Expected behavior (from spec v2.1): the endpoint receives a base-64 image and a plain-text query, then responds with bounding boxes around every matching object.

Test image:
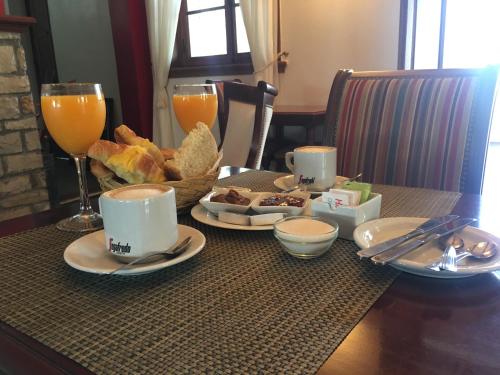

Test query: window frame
[170,0,253,77]
[399,0,448,69]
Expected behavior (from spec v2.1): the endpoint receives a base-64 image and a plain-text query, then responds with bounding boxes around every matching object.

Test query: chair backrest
[323,67,499,194]
[208,80,278,169]
[206,79,242,129]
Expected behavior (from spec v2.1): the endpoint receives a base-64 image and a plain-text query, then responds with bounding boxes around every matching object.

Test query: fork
[439,244,457,272]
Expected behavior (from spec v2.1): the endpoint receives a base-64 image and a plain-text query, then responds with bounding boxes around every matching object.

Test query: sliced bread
[165,122,218,179]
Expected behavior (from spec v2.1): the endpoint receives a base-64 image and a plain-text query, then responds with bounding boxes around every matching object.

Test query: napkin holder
[311,193,382,240]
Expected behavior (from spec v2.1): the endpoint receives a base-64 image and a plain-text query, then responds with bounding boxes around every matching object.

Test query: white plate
[64,225,206,275]
[191,204,273,230]
[274,175,348,193]
[353,217,500,278]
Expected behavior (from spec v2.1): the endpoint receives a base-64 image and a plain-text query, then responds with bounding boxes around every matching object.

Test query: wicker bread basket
[97,169,220,212]
[96,152,222,212]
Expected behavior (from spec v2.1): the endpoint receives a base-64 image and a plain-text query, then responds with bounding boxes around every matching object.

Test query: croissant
[88,140,166,184]
[89,159,114,179]
[114,124,165,166]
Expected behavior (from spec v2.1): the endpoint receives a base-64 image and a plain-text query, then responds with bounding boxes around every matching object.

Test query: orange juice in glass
[41,83,105,232]
[172,84,217,133]
[41,94,105,155]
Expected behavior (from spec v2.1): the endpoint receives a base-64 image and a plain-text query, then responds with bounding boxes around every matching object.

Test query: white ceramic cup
[285,146,337,191]
[99,184,178,261]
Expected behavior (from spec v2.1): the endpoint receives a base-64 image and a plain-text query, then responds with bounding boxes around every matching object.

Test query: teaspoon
[439,234,465,251]
[457,241,496,261]
[107,236,192,275]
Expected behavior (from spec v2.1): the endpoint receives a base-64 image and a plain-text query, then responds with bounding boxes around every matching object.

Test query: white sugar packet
[321,188,361,209]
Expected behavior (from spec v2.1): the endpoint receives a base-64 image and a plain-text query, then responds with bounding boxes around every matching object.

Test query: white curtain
[240,0,277,85]
[145,0,181,147]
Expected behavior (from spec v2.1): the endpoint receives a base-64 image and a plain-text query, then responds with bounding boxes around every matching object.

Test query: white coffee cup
[285,146,337,191]
[99,184,178,261]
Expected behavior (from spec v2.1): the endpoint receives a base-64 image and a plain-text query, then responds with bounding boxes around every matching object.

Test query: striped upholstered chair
[323,68,499,194]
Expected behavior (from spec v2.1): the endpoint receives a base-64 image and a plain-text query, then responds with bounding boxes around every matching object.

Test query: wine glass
[41,83,106,232]
[172,84,218,133]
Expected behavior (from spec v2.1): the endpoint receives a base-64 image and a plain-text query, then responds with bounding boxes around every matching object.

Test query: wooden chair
[207,80,278,169]
[323,67,499,194]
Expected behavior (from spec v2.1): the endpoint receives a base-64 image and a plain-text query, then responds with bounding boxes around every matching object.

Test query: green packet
[341,181,372,203]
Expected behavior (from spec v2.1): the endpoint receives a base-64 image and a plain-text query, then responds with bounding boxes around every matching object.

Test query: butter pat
[218,212,250,225]
[321,188,361,208]
[341,181,372,203]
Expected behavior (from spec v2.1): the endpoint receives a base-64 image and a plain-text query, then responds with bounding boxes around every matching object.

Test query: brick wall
[0,31,49,222]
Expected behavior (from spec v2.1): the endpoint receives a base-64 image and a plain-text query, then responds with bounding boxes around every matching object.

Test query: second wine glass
[172,83,218,133]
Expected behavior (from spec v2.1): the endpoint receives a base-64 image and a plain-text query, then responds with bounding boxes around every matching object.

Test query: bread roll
[88,140,166,184]
[165,122,218,179]
[114,124,164,166]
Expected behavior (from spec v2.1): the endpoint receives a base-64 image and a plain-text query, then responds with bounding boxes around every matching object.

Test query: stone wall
[0,31,49,222]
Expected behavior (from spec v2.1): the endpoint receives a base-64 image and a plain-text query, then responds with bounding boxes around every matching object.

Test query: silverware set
[357,215,497,272]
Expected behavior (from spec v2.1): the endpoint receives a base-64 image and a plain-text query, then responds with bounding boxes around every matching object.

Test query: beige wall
[170,0,402,147]
[276,0,401,106]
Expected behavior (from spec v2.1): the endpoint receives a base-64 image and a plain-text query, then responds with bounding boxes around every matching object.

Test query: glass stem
[73,155,94,216]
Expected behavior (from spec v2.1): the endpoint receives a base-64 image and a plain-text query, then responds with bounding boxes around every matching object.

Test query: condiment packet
[341,181,372,203]
[321,188,361,209]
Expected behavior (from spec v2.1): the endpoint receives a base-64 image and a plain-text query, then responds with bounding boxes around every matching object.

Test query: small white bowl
[311,193,382,240]
[251,191,311,216]
[199,188,260,215]
[274,216,339,259]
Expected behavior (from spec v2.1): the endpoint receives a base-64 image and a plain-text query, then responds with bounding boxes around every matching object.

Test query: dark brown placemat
[0,172,461,374]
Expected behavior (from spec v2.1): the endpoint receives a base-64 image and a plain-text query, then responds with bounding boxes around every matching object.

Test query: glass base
[56,212,103,233]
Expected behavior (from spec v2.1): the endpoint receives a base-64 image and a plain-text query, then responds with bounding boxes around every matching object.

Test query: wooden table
[2,167,500,374]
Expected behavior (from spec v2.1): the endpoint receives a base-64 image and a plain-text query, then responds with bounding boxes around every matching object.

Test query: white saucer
[274,175,348,193]
[64,225,206,275]
[353,217,500,279]
[191,204,273,230]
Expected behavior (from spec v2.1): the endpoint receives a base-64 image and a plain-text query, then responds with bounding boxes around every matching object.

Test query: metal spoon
[345,172,363,183]
[107,236,192,275]
[457,241,497,261]
[439,234,465,251]
[426,241,496,271]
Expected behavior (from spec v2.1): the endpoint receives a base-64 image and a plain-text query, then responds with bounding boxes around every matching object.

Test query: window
[400,0,500,69]
[170,0,252,77]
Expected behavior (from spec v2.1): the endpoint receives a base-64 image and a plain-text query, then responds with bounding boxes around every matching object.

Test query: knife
[370,217,477,265]
[357,215,459,258]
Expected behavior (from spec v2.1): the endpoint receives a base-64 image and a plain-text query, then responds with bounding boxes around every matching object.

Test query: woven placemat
[0,172,461,374]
